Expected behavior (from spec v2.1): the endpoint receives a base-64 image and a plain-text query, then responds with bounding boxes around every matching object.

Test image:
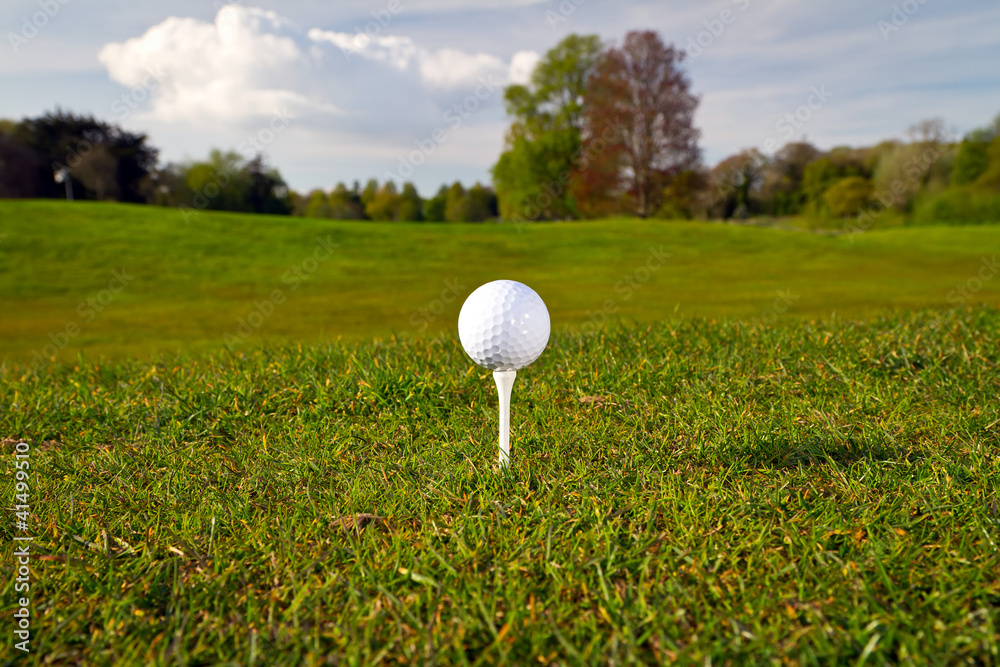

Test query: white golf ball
[458,280,550,371]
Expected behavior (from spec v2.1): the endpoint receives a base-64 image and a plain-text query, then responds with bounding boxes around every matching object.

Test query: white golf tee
[493,370,516,468]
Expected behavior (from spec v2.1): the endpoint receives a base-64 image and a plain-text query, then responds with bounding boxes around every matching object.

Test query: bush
[823,176,873,217]
[912,187,1000,225]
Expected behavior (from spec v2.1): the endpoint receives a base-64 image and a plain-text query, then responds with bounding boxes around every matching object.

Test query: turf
[1,200,998,362]
[1,307,998,664]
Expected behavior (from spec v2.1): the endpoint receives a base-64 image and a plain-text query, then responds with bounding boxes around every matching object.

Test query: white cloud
[97,5,536,128]
[98,8,317,123]
[508,50,540,85]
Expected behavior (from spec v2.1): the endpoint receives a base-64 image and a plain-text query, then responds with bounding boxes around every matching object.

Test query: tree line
[492,30,1000,225]
[0,110,497,222]
[1,29,998,226]
[291,180,497,222]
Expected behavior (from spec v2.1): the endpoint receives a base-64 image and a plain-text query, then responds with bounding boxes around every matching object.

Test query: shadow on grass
[718,437,925,470]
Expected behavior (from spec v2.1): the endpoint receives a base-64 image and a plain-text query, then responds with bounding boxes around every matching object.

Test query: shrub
[912,187,1000,225]
[824,176,873,217]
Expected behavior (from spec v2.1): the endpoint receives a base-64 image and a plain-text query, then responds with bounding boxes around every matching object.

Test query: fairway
[1,200,998,362]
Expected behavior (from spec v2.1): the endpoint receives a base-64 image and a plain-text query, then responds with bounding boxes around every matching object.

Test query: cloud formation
[97,5,536,130]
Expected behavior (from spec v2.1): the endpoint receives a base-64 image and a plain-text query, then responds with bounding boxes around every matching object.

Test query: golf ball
[458,280,550,371]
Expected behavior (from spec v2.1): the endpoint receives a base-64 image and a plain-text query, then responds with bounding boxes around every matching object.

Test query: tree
[710,149,766,219]
[184,150,252,212]
[365,181,399,221]
[0,123,41,198]
[802,147,868,212]
[824,176,873,217]
[871,126,951,212]
[444,182,468,222]
[656,168,709,219]
[466,183,497,222]
[74,145,120,200]
[491,34,603,220]
[303,189,333,219]
[360,178,379,215]
[328,182,365,220]
[245,154,291,215]
[952,128,996,186]
[153,149,291,215]
[13,109,158,202]
[758,142,821,215]
[395,182,424,221]
[579,31,700,218]
[973,134,1000,189]
[424,185,448,221]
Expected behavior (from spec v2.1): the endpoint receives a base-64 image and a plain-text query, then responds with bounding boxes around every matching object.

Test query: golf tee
[493,370,516,468]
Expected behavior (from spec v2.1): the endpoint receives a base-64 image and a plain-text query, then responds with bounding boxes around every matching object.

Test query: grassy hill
[2,201,998,662]
[1,199,998,362]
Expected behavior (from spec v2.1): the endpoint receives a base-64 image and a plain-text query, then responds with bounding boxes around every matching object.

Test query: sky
[2,0,998,196]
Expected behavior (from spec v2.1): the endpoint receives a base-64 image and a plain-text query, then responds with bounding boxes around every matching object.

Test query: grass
[1,199,999,362]
[1,307,998,664]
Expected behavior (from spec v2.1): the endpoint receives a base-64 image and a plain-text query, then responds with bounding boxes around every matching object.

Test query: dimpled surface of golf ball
[458,280,550,371]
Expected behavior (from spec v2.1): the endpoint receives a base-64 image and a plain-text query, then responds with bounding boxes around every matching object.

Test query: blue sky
[2,0,998,196]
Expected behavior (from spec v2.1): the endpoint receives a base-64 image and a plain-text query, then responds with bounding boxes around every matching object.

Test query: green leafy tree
[758,142,821,216]
[245,155,292,215]
[444,182,468,222]
[13,109,158,202]
[492,34,603,221]
[974,135,1000,189]
[360,178,379,216]
[824,176,873,217]
[466,183,497,222]
[952,128,996,186]
[802,147,869,213]
[365,181,399,221]
[184,150,253,212]
[424,185,448,221]
[710,149,766,219]
[395,182,424,221]
[304,189,333,219]
[328,182,365,219]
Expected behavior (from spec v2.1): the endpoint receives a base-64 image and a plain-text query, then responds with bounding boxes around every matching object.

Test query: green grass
[1,200,999,362]
[1,308,998,664]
